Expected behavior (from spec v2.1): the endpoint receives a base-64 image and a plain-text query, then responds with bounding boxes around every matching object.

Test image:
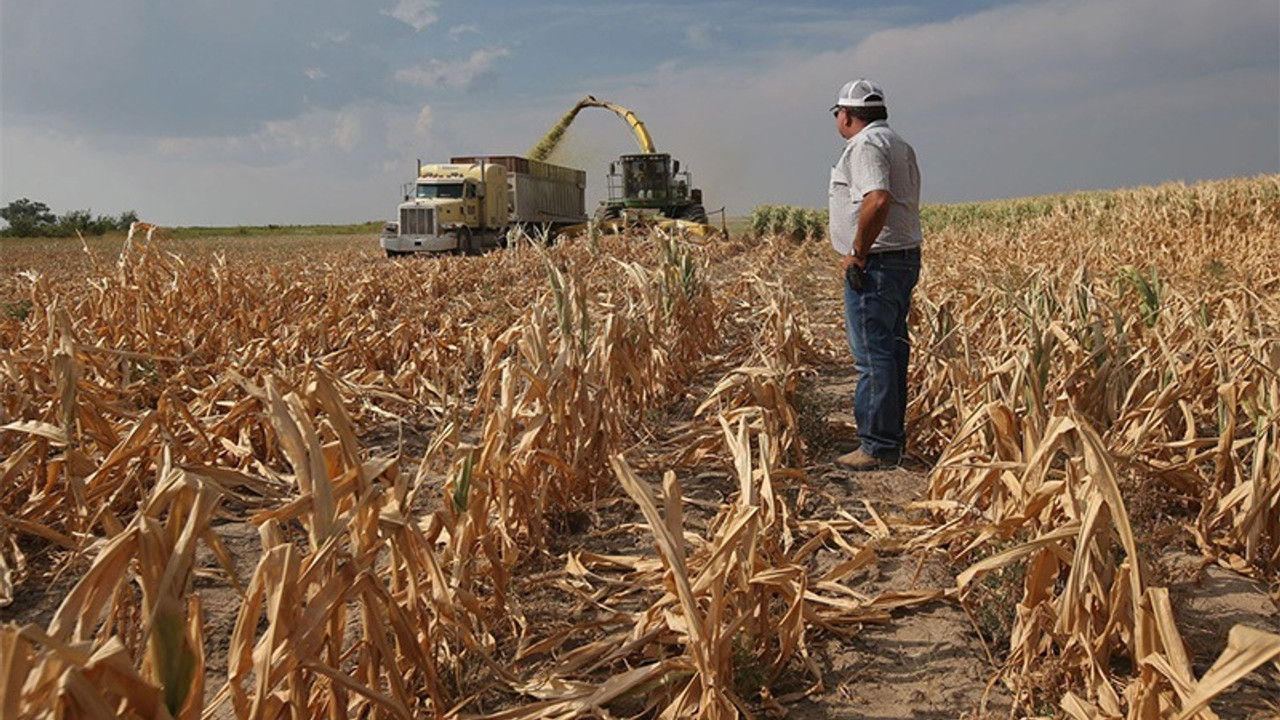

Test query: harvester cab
[605,153,705,223]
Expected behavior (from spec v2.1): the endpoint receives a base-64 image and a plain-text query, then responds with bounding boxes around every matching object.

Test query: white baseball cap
[831,79,886,111]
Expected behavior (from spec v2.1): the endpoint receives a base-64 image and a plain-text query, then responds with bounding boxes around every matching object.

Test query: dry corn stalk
[1,177,1277,719]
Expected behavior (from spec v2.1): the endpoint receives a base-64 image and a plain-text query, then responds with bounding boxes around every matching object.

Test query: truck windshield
[416,183,464,199]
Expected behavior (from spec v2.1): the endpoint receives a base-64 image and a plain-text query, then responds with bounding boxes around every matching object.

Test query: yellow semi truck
[380,155,587,257]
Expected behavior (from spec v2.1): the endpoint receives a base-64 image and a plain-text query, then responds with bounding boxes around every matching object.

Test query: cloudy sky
[2,0,1277,227]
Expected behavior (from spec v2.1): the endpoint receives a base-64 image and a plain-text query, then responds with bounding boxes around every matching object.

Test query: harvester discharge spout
[530,95,718,236]
[528,95,656,161]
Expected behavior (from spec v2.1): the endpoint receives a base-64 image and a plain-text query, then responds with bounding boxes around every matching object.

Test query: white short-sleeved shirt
[828,120,923,256]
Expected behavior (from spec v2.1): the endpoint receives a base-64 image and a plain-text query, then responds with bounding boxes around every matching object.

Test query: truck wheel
[456,227,476,255]
[386,249,405,258]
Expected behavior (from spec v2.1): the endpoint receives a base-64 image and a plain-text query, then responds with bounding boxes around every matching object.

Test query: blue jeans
[843,247,921,459]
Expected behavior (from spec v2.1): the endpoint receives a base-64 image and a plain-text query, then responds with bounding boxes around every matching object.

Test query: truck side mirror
[673,160,680,174]
[476,184,485,198]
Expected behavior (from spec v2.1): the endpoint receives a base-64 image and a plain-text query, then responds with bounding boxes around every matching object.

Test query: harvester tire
[678,204,708,224]
[594,204,621,225]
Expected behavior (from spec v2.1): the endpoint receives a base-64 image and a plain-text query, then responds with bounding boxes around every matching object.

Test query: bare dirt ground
[788,367,1279,719]
[1159,552,1280,717]
[783,367,1013,719]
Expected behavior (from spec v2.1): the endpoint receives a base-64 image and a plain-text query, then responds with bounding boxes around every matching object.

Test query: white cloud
[847,0,1274,111]
[383,0,440,33]
[414,105,434,139]
[149,105,380,164]
[2,104,417,225]
[309,31,351,48]
[449,24,480,41]
[555,0,1277,212]
[153,121,312,162]
[332,110,363,152]
[684,23,715,51]
[394,47,511,89]
[4,0,1274,227]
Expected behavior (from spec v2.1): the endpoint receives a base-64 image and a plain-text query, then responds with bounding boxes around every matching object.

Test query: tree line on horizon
[0,198,138,238]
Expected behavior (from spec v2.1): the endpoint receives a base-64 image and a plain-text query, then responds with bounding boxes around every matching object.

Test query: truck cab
[381,162,508,256]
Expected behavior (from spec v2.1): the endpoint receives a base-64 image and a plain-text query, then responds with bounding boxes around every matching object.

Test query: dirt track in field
[787,367,1278,719]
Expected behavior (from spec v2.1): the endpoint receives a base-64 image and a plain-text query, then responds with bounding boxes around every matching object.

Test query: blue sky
[2,0,1277,226]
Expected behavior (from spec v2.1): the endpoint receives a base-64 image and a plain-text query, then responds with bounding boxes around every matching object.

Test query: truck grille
[400,207,435,236]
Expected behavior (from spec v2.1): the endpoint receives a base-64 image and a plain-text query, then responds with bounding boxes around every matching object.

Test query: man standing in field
[828,78,923,471]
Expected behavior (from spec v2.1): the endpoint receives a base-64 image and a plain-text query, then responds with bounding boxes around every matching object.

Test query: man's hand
[841,252,867,272]
[843,256,865,292]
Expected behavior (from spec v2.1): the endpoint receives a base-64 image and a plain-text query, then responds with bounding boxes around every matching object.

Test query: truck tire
[386,249,406,258]
[456,227,476,255]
